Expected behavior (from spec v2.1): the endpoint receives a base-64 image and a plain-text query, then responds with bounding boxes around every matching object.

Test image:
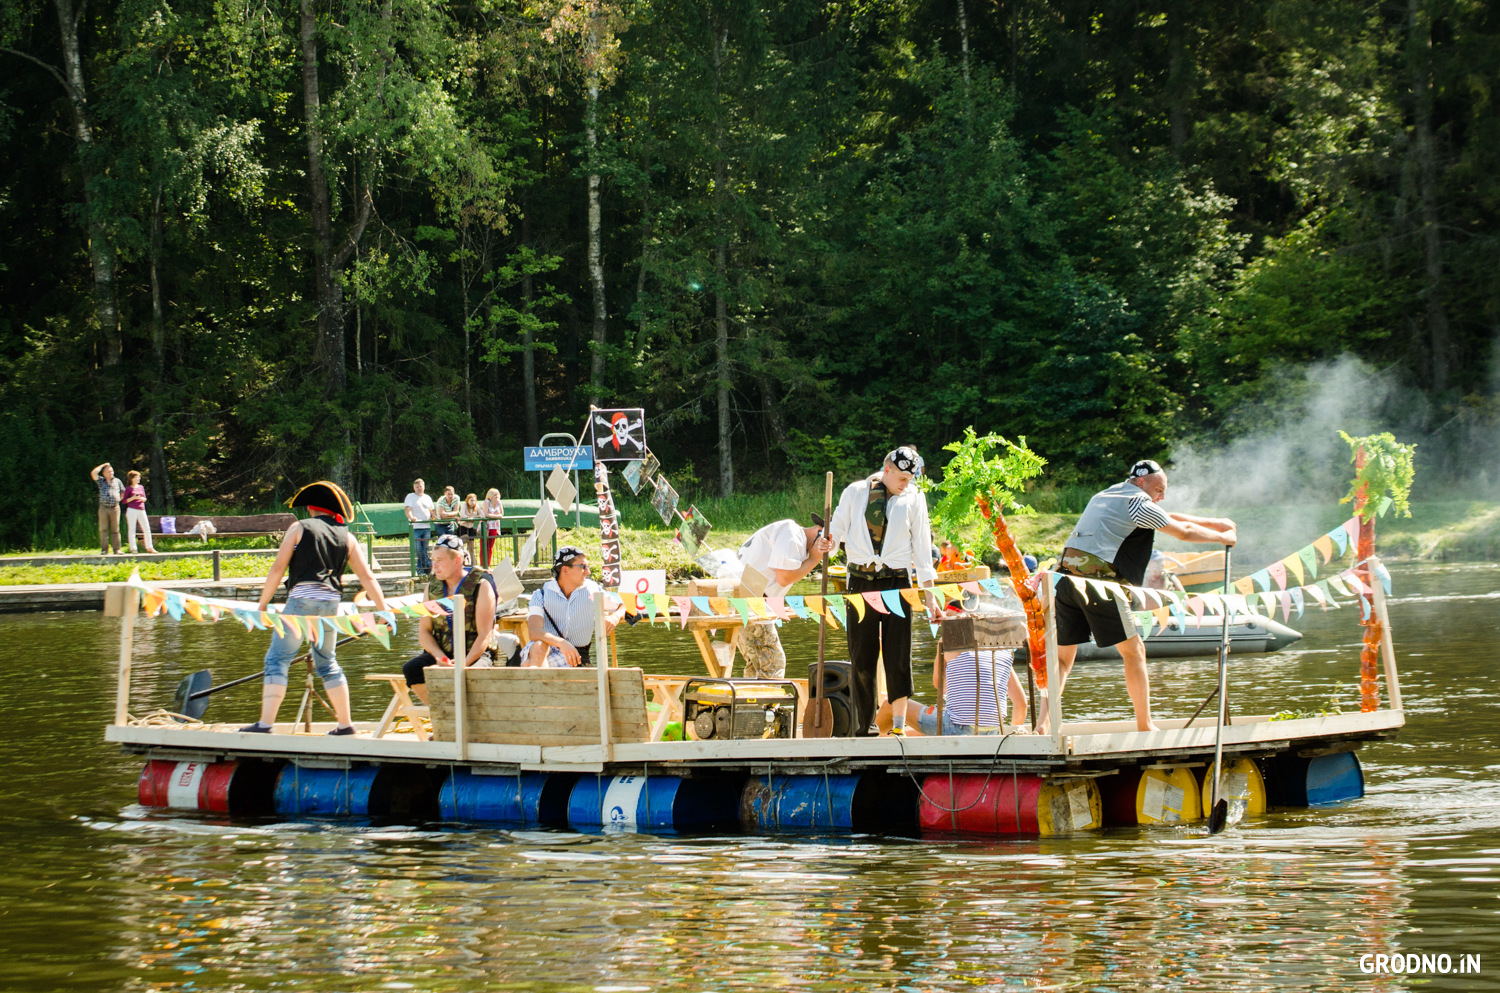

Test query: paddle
[171,633,362,721]
[1207,546,1234,834]
[802,471,836,738]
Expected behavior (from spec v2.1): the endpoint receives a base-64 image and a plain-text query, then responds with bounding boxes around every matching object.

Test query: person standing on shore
[482,487,505,566]
[433,486,461,538]
[121,470,156,553]
[1051,459,1237,732]
[90,462,124,555]
[240,481,390,736]
[829,446,941,736]
[404,479,434,575]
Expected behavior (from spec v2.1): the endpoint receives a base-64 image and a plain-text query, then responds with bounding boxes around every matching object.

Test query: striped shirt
[943,649,1015,727]
[290,582,341,602]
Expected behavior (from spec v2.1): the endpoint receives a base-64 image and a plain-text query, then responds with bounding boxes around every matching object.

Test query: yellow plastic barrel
[1035,776,1102,835]
[1200,757,1267,818]
[1135,766,1202,824]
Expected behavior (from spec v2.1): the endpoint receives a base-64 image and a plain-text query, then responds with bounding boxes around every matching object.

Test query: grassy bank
[0,555,281,586]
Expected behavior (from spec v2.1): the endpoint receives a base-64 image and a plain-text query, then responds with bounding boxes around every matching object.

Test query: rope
[891,726,1020,815]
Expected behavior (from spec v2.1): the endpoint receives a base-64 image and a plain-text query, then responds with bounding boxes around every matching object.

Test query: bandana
[433,533,463,552]
[554,545,587,569]
[305,505,345,525]
[1129,459,1163,479]
[887,446,924,475]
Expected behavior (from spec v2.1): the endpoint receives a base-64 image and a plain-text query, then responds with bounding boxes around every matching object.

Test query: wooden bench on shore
[148,513,297,543]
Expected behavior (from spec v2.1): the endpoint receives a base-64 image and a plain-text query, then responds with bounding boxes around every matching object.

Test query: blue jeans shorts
[263,597,346,689]
[915,704,1001,736]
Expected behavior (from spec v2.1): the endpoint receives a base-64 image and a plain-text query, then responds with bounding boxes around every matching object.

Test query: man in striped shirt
[1051,460,1237,732]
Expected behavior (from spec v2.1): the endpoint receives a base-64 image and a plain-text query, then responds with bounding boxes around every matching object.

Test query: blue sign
[524,446,593,472]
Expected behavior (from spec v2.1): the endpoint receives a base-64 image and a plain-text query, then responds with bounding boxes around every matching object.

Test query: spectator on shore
[433,485,461,538]
[404,478,435,575]
[401,533,499,706]
[122,470,155,554]
[239,481,390,736]
[90,462,124,555]
[457,492,482,564]
[482,488,505,566]
[522,546,625,667]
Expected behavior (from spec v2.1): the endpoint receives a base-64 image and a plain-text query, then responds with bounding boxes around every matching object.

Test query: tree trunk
[713,27,733,496]
[148,187,173,510]
[522,212,539,443]
[1409,0,1450,391]
[956,0,971,96]
[585,50,607,406]
[50,0,121,418]
[1166,3,1189,153]
[300,0,346,396]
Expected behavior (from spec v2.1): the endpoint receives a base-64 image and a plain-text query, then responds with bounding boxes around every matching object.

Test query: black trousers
[845,572,914,736]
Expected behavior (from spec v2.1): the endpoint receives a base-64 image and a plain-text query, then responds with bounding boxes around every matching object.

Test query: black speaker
[807,660,854,736]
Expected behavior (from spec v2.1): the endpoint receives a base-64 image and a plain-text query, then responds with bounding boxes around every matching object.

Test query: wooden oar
[171,633,363,721]
[803,471,836,738]
[1208,546,1234,834]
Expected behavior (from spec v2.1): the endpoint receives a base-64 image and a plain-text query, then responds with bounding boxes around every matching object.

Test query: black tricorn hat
[287,480,354,522]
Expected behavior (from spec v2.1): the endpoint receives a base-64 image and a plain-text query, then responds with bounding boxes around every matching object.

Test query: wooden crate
[427,667,650,747]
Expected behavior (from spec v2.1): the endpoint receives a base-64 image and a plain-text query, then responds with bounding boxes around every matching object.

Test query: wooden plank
[1370,557,1403,711]
[114,583,137,724]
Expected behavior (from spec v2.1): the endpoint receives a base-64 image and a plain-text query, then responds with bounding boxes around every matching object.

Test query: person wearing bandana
[1052,459,1237,732]
[829,446,941,736]
[522,546,626,667]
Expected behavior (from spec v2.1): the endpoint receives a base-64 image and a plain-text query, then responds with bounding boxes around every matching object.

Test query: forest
[1,0,1496,546]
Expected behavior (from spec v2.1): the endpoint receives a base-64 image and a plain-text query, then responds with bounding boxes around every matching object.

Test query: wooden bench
[365,673,430,740]
[148,513,297,542]
[427,667,651,746]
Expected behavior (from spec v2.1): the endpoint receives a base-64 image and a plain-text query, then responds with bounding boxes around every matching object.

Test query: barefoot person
[240,482,390,736]
[400,533,499,705]
[736,517,835,678]
[1051,459,1237,732]
[829,446,942,736]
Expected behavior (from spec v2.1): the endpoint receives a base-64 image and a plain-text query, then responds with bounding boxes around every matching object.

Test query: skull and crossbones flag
[591,408,647,462]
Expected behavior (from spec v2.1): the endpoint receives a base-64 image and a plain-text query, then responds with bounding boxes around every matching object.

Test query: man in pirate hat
[1051,459,1237,732]
[828,445,942,736]
[240,481,391,735]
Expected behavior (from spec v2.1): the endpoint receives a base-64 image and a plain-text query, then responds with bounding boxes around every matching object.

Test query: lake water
[3,562,1498,991]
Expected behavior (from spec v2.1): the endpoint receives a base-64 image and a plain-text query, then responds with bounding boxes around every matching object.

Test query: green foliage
[1339,431,1417,521]
[927,428,1046,551]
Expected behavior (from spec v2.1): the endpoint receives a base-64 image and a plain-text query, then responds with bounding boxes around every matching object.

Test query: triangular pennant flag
[1305,583,1327,607]
[785,595,810,620]
[1315,578,1335,601]
[709,596,731,618]
[883,589,908,618]
[1290,586,1305,618]
[729,598,753,624]
[233,609,258,631]
[1328,526,1349,557]
[861,591,887,615]
[1284,553,1305,586]
[1233,576,1255,596]
[1361,597,1372,621]
[1326,574,1350,596]
[822,597,846,629]
[1223,594,1248,617]
[1313,535,1335,563]
[183,597,204,622]
[672,596,693,629]
[1256,591,1276,614]
[1154,606,1170,629]
[1374,561,1392,595]
[1250,569,1272,592]
[1343,517,1360,548]
[1344,571,1371,596]
[939,583,963,601]
[1086,578,1110,602]
[691,596,712,615]
[1298,545,1319,579]
[899,588,924,613]
[978,578,1006,599]
[142,589,167,616]
[805,595,825,618]
[332,615,359,637]
[622,592,641,614]
[765,596,792,621]
[1266,561,1288,591]
[959,581,983,594]
[1188,596,1205,624]
[1278,590,1292,623]
[844,594,868,622]
[640,593,659,623]
[1378,495,1393,517]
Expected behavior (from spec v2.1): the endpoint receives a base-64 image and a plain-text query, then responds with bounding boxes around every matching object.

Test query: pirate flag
[591,408,647,462]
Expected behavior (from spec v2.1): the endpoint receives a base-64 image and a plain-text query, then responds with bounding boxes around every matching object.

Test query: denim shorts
[262,597,345,688]
[915,704,1001,736]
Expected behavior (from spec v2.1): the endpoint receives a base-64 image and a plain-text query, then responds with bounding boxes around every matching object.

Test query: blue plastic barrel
[274,764,382,816]
[1264,751,1365,807]
[567,774,742,833]
[740,773,919,834]
[440,771,576,826]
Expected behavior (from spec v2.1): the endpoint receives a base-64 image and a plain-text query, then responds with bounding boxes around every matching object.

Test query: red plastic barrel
[138,759,280,814]
[919,771,1045,835]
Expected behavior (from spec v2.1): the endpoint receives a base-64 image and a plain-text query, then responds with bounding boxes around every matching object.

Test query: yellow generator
[683,678,799,740]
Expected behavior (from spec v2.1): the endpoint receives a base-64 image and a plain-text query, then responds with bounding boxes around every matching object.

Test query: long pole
[453,594,468,762]
[114,583,138,725]
[596,586,613,761]
[803,472,835,737]
[1208,547,1234,834]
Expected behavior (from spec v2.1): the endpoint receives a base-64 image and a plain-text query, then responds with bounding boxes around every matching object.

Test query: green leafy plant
[928,428,1047,551]
[1338,431,1416,522]
[1269,694,1344,722]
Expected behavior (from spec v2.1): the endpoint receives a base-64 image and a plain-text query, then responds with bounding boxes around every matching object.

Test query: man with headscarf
[1051,459,1237,732]
[240,481,390,735]
[522,546,625,667]
[829,446,941,736]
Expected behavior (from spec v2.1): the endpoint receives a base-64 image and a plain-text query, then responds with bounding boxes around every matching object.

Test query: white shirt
[829,475,938,585]
[404,492,434,526]
[739,519,809,597]
[528,578,618,647]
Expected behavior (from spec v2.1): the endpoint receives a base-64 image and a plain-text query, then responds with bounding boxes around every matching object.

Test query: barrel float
[273,763,440,818]
[568,774,743,833]
[138,758,281,814]
[1135,766,1202,824]
[919,772,1044,835]
[1264,751,1365,807]
[744,773,919,835]
[1200,757,1268,819]
[1035,777,1102,835]
[439,770,577,826]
